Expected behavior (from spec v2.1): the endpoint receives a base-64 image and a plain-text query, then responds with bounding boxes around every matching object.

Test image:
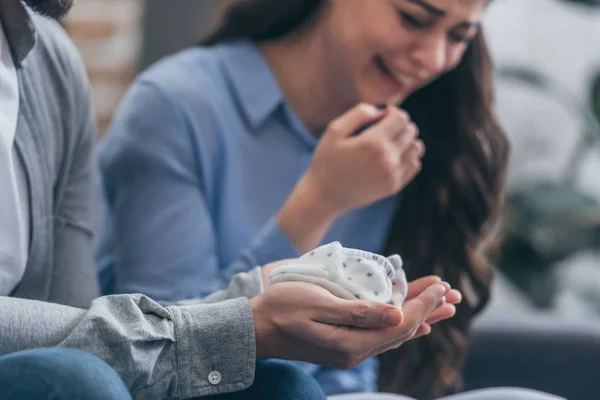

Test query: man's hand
[249,279,454,370]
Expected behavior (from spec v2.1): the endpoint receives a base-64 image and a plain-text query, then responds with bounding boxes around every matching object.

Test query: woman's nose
[408,35,447,78]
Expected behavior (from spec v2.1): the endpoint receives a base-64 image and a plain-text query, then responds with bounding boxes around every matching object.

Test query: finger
[354,282,448,352]
[394,122,419,151]
[324,283,447,356]
[363,107,412,142]
[399,140,424,172]
[316,298,404,329]
[425,304,457,325]
[364,321,432,360]
[402,283,449,330]
[327,103,387,139]
[445,289,462,305]
[411,323,432,339]
[401,139,425,160]
[395,305,457,346]
[406,276,442,300]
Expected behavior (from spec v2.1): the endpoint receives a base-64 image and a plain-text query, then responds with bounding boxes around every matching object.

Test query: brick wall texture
[62,0,145,137]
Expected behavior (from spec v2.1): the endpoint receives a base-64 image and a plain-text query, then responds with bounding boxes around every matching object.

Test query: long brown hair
[203,0,509,398]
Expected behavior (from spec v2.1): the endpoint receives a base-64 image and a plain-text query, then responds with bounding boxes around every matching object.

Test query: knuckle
[412,122,420,137]
[391,108,411,124]
[412,160,423,173]
[409,122,419,138]
[415,139,425,153]
[390,107,408,119]
[403,123,418,141]
[326,119,344,136]
[351,304,371,326]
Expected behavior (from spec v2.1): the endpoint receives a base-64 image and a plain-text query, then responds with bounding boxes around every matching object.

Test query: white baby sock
[269,242,408,308]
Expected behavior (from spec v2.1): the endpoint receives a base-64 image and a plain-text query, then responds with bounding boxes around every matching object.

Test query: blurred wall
[140,0,220,70]
[63,0,221,137]
[484,0,600,197]
[63,0,144,136]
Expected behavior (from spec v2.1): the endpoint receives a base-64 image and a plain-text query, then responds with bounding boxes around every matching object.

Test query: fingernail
[433,283,447,297]
[366,104,386,116]
[384,309,401,326]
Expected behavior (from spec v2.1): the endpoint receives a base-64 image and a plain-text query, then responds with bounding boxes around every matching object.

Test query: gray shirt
[0,1,261,398]
[0,267,264,399]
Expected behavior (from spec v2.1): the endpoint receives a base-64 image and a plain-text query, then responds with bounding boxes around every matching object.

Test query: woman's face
[322,0,486,106]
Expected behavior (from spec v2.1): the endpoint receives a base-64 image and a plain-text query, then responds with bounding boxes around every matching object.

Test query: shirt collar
[218,39,285,131]
[0,0,36,69]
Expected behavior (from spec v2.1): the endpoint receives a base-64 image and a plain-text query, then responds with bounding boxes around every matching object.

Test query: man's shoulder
[17,13,95,196]
[26,13,88,90]
[20,13,93,135]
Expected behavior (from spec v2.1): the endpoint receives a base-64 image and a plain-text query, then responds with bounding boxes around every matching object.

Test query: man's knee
[0,348,131,400]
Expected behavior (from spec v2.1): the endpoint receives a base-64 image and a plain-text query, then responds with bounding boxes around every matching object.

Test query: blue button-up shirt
[96,39,401,395]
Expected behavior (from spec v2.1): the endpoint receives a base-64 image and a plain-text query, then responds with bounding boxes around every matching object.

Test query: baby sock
[269,241,408,308]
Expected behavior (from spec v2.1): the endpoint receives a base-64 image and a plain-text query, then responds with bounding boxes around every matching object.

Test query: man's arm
[1,275,454,400]
[1,263,265,399]
[0,294,256,400]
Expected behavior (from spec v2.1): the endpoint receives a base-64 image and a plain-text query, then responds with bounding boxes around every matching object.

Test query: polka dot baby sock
[269,241,408,308]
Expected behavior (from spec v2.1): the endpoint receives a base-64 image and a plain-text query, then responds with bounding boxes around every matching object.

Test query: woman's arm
[99,80,301,301]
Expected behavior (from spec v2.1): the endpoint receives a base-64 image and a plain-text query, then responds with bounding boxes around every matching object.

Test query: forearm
[0,295,256,399]
[276,176,340,254]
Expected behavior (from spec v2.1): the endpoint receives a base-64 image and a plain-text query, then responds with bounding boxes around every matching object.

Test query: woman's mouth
[374,55,416,95]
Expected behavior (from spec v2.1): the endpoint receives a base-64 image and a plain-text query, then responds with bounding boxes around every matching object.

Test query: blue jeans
[0,350,324,400]
[204,360,327,400]
[0,348,132,400]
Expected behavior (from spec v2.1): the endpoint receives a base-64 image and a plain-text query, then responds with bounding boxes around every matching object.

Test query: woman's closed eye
[399,12,429,29]
[449,32,475,44]
[397,9,478,44]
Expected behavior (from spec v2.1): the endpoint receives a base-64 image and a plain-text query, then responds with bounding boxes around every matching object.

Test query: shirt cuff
[247,217,301,267]
[169,298,256,398]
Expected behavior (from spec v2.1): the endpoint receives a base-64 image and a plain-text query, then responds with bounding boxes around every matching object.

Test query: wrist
[291,174,343,221]
[250,296,273,360]
[276,175,341,253]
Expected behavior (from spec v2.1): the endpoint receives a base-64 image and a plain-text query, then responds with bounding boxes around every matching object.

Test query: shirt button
[208,370,222,385]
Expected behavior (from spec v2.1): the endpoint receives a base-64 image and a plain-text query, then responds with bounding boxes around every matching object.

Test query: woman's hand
[260,261,462,329]
[249,279,450,369]
[305,103,424,215]
[277,103,424,253]
[402,276,462,340]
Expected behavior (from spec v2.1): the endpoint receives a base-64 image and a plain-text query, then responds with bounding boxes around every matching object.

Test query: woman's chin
[357,92,407,107]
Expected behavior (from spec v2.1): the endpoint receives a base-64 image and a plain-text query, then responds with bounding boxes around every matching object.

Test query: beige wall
[62,0,145,137]
[62,0,224,137]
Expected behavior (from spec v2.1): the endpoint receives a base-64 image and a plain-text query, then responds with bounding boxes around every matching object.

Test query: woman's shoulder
[135,45,232,109]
